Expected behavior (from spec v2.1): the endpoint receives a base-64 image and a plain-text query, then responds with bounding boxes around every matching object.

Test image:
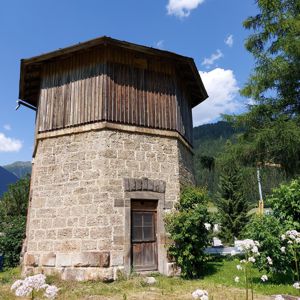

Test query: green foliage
[164,187,210,278]
[216,163,249,244]
[0,175,30,219]
[241,0,300,115]
[243,215,292,276]
[0,176,30,268]
[243,179,300,278]
[0,217,26,268]
[268,177,300,230]
[194,122,240,202]
[193,122,286,205]
[199,155,215,172]
[193,121,237,146]
[225,118,300,176]
[226,0,300,176]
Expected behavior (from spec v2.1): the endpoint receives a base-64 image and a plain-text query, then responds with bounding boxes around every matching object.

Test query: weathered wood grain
[37,48,193,144]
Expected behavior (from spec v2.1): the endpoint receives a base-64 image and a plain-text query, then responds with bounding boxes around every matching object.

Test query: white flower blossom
[192,289,209,300]
[237,239,256,251]
[261,275,268,282]
[44,284,59,299]
[248,256,256,263]
[231,250,236,256]
[267,256,273,265]
[281,234,286,241]
[280,246,286,253]
[10,280,23,291]
[204,223,211,230]
[234,276,240,283]
[23,274,46,291]
[15,285,33,297]
[236,264,242,270]
[286,230,300,243]
[293,282,300,289]
[11,274,58,299]
[252,245,259,254]
[236,239,260,257]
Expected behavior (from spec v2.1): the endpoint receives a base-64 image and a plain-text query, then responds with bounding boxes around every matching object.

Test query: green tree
[0,175,30,219]
[0,176,30,267]
[0,217,27,268]
[216,162,249,245]
[165,187,210,278]
[227,0,300,175]
[268,177,300,230]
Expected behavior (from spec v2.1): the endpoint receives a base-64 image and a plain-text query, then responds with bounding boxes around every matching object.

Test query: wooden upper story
[19,37,208,145]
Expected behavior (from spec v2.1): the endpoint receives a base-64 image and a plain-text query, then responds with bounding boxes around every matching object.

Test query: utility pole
[256,162,281,215]
[257,167,264,215]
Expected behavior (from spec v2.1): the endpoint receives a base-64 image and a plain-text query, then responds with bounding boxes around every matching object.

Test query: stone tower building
[19,37,208,281]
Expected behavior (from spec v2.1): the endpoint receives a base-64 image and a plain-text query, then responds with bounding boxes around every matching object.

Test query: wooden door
[131,200,158,271]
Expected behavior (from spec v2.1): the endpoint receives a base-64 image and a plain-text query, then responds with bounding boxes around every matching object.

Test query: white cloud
[166,0,204,18]
[193,68,241,125]
[156,40,164,49]
[202,49,223,68]
[225,34,234,47]
[0,132,22,152]
[3,124,11,131]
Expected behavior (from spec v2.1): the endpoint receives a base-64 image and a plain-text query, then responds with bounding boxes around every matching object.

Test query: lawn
[0,259,298,300]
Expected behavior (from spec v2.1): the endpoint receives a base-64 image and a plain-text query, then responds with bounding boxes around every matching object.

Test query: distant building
[19,37,208,281]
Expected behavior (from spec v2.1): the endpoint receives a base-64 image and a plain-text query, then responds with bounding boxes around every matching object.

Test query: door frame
[124,191,167,275]
[131,200,158,271]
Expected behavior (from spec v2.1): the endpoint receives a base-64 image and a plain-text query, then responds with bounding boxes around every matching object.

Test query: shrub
[243,178,300,279]
[164,186,210,278]
[0,216,27,268]
[243,215,293,276]
[268,178,300,231]
[0,176,30,268]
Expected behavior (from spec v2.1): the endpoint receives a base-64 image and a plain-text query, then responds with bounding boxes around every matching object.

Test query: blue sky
[0,0,258,165]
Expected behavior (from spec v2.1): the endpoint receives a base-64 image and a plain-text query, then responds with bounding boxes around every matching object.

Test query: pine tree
[216,165,249,245]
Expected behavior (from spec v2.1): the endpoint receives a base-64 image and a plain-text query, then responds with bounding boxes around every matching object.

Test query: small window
[132,212,155,242]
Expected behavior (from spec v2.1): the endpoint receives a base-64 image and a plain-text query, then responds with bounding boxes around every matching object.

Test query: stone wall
[23,127,194,280]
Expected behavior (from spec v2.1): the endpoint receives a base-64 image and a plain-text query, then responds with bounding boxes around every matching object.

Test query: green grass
[0,259,298,300]
[201,259,297,296]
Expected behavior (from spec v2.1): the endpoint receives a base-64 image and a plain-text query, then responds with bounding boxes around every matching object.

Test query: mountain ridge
[0,166,19,197]
[2,161,32,178]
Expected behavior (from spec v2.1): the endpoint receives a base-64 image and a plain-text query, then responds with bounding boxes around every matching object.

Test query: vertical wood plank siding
[37,47,193,144]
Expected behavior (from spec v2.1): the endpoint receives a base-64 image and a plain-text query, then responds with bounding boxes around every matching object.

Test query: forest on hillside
[193,121,288,206]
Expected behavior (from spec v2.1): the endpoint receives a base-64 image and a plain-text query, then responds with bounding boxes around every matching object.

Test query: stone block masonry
[23,126,194,281]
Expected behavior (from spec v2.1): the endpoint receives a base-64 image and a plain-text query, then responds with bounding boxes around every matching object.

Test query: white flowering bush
[293,282,300,289]
[282,229,300,292]
[191,289,208,300]
[239,227,300,296]
[11,274,59,299]
[233,239,271,300]
[274,295,285,300]
[243,215,294,275]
